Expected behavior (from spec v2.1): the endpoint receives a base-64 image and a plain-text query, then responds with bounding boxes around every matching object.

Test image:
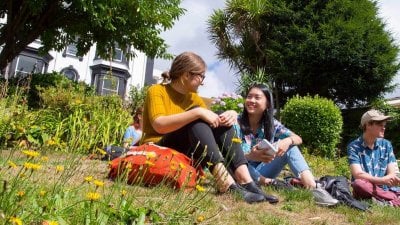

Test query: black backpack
[102,145,129,161]
[319,175,369,211]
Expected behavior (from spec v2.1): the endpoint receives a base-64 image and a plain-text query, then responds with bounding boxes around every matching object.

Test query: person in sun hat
[347,109,400,207]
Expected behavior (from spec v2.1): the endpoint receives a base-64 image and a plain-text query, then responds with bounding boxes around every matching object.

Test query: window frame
[14,55,44,76]
[100,75,120,95]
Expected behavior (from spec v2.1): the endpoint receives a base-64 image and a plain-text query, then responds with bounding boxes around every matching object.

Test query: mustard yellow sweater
[141,84,206,143]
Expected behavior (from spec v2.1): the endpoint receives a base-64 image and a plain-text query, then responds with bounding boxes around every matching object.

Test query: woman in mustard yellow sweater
[141,52,277,204]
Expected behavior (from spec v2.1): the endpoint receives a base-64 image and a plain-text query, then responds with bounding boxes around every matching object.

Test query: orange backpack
[108,143,203,190]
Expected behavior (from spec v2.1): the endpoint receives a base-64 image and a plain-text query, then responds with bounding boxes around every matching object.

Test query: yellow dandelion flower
[39,190,46,196]
[120,189,127,196]
[40,156,49,162]
[146,151,157,159]
[22,149,40,158]
[17,191,25,197]
[196,215,205,222]
[145,160,155,167]
[170,161,178,170]
[43,221,59,225]
[56,165,64,172]
[97,147,107,155]
[195,185,206,192]
[179,162,186,169]
[171,150,178,156]
[86,192,101,201]
[7,160,17,168]
[46,139,56,146]
[55,165,64,172]
[93,180,104,187]
[84,176,93,182]
[9,216,22,225]
[232,137,242,143]
[23,162,41,171]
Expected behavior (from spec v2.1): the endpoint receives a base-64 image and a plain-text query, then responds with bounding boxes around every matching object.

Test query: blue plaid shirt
[234,117,292,154]
[347,136,397,186]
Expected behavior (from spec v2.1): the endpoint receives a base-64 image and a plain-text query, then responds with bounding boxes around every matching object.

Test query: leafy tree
[208,0,399,108]
[0,0,184,70]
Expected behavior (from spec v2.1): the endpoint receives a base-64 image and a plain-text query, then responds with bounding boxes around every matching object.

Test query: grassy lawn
[1,148,399,225]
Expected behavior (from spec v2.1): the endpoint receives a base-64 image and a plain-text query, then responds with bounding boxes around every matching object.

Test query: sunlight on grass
[0,148,214,224]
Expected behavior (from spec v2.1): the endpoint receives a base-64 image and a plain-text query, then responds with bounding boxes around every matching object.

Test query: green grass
[2,148,400,225]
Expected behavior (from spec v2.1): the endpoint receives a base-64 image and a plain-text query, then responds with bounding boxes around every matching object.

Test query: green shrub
[0,79,29,146]
[2,72,94,109]
[60,95,130,153]
[281,95,343,158]
[2,75,130,153]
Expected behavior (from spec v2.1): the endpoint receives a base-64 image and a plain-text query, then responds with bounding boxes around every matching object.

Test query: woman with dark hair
[141,52,277,204]
[234,83,338,206]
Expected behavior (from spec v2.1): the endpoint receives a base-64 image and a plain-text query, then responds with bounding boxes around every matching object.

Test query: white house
[0,38,156,98]
[0,12,157,98]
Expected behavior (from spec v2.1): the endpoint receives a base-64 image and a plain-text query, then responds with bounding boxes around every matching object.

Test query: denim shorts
[248,145,310,182]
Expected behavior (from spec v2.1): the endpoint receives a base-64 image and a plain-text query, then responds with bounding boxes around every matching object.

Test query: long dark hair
[239,83,275,142]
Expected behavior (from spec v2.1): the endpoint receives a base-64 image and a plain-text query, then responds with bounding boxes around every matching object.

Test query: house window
[66,44,78,56]
[113,47,123,62]
[61,66,79,81]
[100,75,120,95]
[95,45,124,62]
[15,55,44,75]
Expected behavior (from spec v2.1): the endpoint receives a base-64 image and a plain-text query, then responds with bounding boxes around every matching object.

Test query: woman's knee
[189,120,212,131]
[286,145,301,155]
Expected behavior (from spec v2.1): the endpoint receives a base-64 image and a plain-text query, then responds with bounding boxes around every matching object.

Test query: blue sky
[154,0,400,99]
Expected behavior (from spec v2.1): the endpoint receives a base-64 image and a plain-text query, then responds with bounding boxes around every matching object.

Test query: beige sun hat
[360,109,391,127]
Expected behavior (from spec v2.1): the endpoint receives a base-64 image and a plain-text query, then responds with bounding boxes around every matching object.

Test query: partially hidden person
[140,52,278,204]
[123,107,143,149]
[347,109,400,207]
[234,83,338,206]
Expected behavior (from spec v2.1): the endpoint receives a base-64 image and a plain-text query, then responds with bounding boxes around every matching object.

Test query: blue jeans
[248,145,310,182]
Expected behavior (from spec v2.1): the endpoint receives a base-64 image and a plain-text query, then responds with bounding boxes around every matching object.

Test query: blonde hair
[166,52,206,81]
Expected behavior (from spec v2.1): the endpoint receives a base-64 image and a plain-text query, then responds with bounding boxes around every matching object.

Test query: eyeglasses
[190,72,206,82]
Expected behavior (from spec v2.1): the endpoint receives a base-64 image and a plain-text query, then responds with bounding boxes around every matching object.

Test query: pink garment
[352,179,400,207]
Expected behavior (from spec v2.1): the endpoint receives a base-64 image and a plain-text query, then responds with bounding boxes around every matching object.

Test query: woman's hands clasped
[196,108,238,128]
[218,110,238,127]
